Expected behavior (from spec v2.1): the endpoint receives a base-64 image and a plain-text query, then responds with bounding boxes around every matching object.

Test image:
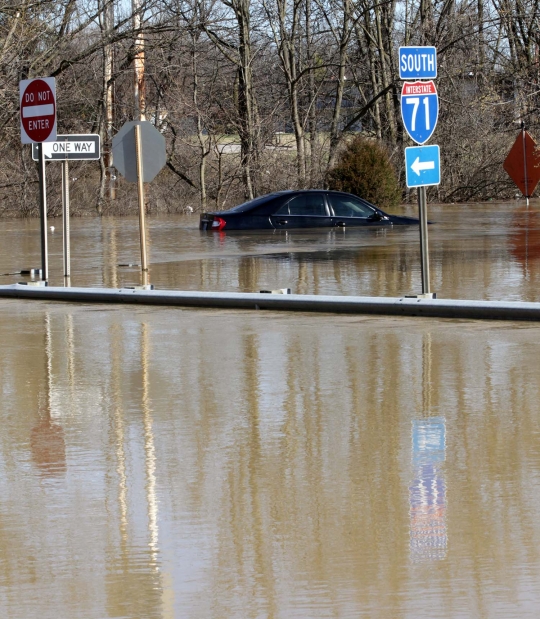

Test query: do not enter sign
[20,77,57,144]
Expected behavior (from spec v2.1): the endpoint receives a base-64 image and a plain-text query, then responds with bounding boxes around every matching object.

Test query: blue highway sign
[405,145,440,188]
[401,81,439,145]
[399,46,437,79]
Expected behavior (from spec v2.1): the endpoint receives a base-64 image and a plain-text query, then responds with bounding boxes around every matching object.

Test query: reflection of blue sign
[410,464,447,561]
[399,46,437,79]
[410,418,447,562]
[401,81,438,145]
[412,418,445,463]
[405,145,440,188]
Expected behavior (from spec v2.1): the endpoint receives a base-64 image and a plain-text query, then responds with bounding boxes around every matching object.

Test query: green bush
[327,136,401,210]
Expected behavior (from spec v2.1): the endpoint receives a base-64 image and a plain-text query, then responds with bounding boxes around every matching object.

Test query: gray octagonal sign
[112,120,166,183]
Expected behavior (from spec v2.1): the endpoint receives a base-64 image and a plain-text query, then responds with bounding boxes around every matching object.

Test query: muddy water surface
[2,201,540,299]
[1,202,540,618]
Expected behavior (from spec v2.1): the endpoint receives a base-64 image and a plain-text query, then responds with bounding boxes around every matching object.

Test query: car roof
[219,191,292,214]
[216,189,379,214]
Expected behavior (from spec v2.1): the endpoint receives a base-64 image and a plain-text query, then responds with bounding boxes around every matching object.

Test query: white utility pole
[132,0,146,121]
[104,0,115,199]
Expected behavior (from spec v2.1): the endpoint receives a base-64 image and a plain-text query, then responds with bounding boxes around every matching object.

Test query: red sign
[20,77,57,144]
[401,81,437,96]
[503,130,540,197]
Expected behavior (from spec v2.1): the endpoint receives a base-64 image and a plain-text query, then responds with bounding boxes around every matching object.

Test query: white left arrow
[411,156,435,176]
[42,142,55,158]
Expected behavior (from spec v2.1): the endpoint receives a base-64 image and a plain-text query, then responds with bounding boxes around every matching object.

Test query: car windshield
[226,193,284,213]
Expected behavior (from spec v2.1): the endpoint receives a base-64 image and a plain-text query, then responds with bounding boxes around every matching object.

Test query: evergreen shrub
[327,136,401,210]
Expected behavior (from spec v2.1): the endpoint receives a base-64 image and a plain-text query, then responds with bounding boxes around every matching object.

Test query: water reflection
[141,323,160,565]
[30,409,66,477]
[4,215,540,616]
[31,314,66,477]
[105,320,164,618]
[409,418,447,562]
[409,331,447,562]
[510,207,540,271]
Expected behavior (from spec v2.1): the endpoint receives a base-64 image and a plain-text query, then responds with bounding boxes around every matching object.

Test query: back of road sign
[405,145,440,188]
[503,131,540,197]
[112,121,166,183]
[399,47,437,79]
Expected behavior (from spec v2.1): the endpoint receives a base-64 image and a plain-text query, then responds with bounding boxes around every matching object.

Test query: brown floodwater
[1,201,540,617]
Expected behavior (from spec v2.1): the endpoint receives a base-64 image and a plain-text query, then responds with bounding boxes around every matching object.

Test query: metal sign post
[134,124,148,277]
[37,143,49,282]
[418,187,430,295]
[61,160,71,284]
[417,187,432,296]
[522,122,530,207]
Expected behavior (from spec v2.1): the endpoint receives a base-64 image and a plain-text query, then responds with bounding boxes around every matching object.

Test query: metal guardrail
[1,284,540,321]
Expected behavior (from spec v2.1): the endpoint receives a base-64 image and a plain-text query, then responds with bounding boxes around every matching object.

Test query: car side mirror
[369,211,383,221]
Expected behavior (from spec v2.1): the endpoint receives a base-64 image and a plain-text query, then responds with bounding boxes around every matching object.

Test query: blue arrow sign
[399,46,437,79]
[405,145,440,188]
[401,81,439,145]
[412,418,446,465]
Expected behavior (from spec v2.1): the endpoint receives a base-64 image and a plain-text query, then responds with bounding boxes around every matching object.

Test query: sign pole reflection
[31,313,66,477]
[141,322,159,565]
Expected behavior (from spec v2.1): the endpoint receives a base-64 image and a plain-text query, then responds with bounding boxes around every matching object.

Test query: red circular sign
[21,79,56,142]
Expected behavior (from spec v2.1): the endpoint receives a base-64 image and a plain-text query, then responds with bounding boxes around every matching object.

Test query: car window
[227,193,284,213]
[276,194,327,216]
[329,195,375,218]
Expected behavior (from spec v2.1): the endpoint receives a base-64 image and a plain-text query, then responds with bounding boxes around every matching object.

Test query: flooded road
[2,201,540,299]
[1,202,540,617]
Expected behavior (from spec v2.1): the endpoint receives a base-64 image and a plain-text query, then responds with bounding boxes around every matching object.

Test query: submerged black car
[199,190,418,231]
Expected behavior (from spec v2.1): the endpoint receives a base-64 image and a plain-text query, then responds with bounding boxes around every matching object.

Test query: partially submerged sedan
[199,190,418,231]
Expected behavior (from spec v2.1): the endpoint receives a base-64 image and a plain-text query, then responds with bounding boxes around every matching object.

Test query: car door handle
[335,221,346,227]
[278,219,288,225]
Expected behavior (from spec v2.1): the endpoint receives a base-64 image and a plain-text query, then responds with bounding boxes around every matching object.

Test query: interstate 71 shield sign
[400,80,438,145]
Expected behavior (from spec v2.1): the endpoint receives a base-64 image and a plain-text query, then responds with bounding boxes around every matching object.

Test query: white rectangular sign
[399,47,437,79]
[32,135,101,161]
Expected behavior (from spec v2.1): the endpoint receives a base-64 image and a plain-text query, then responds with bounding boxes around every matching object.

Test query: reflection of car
[199,190,418,231]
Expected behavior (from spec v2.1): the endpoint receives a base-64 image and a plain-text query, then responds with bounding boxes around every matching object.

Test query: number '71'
[405,97,431,130]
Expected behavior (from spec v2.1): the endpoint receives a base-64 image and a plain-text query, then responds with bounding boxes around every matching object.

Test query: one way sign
[32,134,100,161]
